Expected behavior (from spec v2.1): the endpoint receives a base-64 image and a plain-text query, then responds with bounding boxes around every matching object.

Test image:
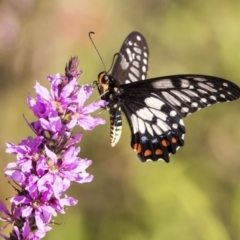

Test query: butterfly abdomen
[110,106,122,147]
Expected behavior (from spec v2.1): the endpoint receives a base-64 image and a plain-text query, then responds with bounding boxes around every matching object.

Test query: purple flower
[13,221,52,240]
[67,85,107,130]
[6,136,43,174]
[1,57,106,239]
[0,202,21,231]
[37,146,93,193]
[39,114,63,133]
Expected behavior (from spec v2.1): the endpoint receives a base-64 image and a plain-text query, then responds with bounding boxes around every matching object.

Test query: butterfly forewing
[97,31,240,162]
[121,75,240,118]
[104,32,149,148]
[112,31,149,84]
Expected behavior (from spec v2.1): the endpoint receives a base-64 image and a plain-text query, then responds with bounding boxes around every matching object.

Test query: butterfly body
[96,32,240,162]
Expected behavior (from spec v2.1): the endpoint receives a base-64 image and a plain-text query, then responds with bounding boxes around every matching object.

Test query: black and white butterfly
[95,31,240,162]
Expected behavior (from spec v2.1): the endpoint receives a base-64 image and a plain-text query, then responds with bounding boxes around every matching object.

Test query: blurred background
[1,0,240,239]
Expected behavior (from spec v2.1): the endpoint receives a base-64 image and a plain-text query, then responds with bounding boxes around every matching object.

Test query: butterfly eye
[102,75,109,84]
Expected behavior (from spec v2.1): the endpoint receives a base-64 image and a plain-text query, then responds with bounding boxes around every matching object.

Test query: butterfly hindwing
[120,89,185,162]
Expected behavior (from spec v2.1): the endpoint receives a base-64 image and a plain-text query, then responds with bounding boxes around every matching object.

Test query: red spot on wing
[133,143,141,153]
[155,149,163,155]
[144,149,152,157]
[161,140,170,147]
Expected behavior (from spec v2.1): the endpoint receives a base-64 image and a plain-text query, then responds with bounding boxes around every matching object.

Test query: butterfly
[95,31,240,162]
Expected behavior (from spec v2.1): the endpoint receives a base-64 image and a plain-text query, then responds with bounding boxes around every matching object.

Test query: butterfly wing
[112,31,149,84]
[107,31,149,147]
[119,75,240,162]
[98,31,240,162]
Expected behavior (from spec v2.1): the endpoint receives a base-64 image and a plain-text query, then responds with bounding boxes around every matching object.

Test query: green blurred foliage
[0,0,240,239]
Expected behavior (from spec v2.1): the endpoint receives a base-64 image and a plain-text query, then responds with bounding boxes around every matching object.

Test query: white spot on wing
[179,119,184,126]
[144,97,165,109]
[181,89,199,97]
[136,107,154,121]
[180,79,190,87]
[162,91,181,106]
[126,48,134,62]
[136,35,141,41]
[191,102,198,108]
[171,90,191,102]
[126,48,131,55]
[151,79,174,89]
[157,119,171,131]
[198,82,217,92]
[200,98,207,103]
[120,55,129,70]
[132,61,139,68]
[181,107,189,113]
[130,114,138,134]
[210,95,217,101]
[206,82,214,87]
[128,73,138,82]
[197,89,208,94]
[145,122,154,136]
[142,66,147,73]
[172,123,178,129]
[130,66,140,77]
[151,109,167,121]
[138,118,146,133]
[194,77,207,82]
[152,125,163,135]
[133,47,142,54]
[170,110,177,117]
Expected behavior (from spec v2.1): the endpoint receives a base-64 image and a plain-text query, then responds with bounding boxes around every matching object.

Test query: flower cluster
[0,57,107,239]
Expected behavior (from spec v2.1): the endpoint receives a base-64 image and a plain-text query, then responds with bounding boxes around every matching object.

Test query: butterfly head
[98,71,121,100]
[97,71,110,97]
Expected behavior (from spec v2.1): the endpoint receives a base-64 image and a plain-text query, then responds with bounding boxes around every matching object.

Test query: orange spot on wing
[161,140,170,147]
[133,143,141,153]
[144,150,152,157]
[155,149,163,155]
[171,137,177,143]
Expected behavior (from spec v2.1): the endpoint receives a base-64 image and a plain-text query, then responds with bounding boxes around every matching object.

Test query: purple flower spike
[1,57,106,239]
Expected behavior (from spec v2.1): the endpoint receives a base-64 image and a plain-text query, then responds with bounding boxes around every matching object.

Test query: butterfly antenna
[106,53,120,74]
[89,31,106,71]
